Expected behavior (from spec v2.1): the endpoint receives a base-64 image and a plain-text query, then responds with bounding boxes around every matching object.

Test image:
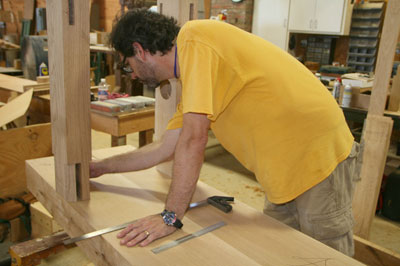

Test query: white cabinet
[252,0,290,50]
[288,0,353,35]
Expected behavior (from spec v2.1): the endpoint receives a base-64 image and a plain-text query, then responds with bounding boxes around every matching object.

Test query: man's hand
[89,161,104,178]
[118,214,177,247]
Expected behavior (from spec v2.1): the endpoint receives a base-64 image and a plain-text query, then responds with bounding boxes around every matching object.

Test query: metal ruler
[63,219,138,245]
[151,221,226,254]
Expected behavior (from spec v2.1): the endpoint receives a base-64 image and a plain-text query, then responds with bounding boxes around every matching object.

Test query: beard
[135,60,160,89]
[138,78,160,90]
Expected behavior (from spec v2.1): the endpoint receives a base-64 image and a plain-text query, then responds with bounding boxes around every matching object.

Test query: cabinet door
[288,0,316,32]
[252,0,290,50]
[314,0,345,33]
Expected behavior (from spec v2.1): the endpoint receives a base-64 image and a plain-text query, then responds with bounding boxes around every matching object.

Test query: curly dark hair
[110,9,180,57]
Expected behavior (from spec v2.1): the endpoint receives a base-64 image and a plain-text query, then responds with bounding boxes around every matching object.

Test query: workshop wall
[1,0,46,36]
[211,0,254,32]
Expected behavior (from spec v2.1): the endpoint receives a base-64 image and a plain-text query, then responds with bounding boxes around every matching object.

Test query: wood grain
[47,0,91,201]
[0,123,52,198]
[354,235,400,266]
[90,107,154,136]
[388,66,400,111]
[0,74,37,93]
[26,145,364,266]
[353,115,393,239]
[368,0,400,116]
[0,88,32,128]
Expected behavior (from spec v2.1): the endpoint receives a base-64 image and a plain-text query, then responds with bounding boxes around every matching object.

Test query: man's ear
[132,42,146,62]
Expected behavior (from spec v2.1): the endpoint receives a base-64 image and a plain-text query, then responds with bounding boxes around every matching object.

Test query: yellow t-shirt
[167,20,354,204]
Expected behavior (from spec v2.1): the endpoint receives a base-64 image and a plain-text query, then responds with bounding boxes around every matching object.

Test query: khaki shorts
[263,142,361,256]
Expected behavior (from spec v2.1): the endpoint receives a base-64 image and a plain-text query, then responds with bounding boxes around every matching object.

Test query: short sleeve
[166,102,183,130]
[179,41,220,118]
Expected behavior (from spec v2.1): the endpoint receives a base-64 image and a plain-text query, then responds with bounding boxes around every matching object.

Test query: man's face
[125,56,160,89]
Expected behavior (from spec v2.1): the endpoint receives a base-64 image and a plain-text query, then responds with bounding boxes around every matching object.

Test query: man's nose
[130,72,138,79]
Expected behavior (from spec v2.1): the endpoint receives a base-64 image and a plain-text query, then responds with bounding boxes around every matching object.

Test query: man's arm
[90,127,181,177]
[117,112,210,247]
[165,113,210,218]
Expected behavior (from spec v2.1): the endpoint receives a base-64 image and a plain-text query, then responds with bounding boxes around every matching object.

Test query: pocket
[308,207,354,240]
[348,142,362,182]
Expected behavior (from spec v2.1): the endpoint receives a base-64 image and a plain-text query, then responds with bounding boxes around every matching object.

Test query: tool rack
[347,2,385,73]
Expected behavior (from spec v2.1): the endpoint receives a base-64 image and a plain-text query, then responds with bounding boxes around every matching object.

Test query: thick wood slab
[26,146,363,266]
[0,74,37,93]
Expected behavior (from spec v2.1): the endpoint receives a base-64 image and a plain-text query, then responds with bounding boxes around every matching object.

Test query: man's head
[110,9,180,57]
[110,9,180,88]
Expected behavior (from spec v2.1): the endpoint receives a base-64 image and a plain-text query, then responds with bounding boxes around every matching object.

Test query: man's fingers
[126,231,150,247]
[117,223,138,238]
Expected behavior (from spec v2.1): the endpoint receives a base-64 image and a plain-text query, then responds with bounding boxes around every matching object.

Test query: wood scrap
[354,235,400,266]
[0,89,33,128]
[0,39,20,49]
[9,231,72,266]
[0,74,37,93]
[30,202,63,238]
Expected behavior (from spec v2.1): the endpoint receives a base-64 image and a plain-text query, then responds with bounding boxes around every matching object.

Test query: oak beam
[47,0,91,201]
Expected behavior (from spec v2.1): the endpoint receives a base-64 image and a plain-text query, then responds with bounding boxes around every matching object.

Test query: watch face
[163,211,176,225]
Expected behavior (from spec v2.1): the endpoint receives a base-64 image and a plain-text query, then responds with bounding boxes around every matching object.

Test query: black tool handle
[207,196,234,213]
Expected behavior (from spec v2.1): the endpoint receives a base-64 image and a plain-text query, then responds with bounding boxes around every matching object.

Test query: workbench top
[26,145,364,266]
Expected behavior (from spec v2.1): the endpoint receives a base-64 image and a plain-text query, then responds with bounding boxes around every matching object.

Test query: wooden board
[26,145,364,266]
[354,235,400,266]
[368,0,400,116]
[353,115,393,239]
[47,0,91,201]
[388,66,400,111]
[30,201,63,238]
[0,123,52,198]
[0,74,37,93]
[0,88,32,128]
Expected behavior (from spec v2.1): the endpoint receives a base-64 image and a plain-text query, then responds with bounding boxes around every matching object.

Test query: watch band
[161,209,183,229]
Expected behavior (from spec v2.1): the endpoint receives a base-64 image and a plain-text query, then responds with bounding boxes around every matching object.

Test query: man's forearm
[165,132,208,218]
[91,128,181,177]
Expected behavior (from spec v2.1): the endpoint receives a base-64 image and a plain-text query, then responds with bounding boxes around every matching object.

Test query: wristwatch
[161,209,183,229]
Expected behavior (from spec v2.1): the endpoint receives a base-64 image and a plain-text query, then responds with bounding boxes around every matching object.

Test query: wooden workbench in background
[26,145,363,266]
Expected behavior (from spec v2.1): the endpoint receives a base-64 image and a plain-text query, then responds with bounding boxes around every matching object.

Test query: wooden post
[352,0,400,239]
[388,66,400,111]
[368,0,400,116]
[47,0,91,201]
[155,0,197,177]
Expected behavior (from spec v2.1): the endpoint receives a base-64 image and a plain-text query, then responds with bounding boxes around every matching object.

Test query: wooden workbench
[91,107,154,147]
[33,94,155,147]
[26,145,363,266]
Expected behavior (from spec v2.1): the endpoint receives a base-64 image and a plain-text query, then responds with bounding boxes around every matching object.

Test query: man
[90,9,361,256]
